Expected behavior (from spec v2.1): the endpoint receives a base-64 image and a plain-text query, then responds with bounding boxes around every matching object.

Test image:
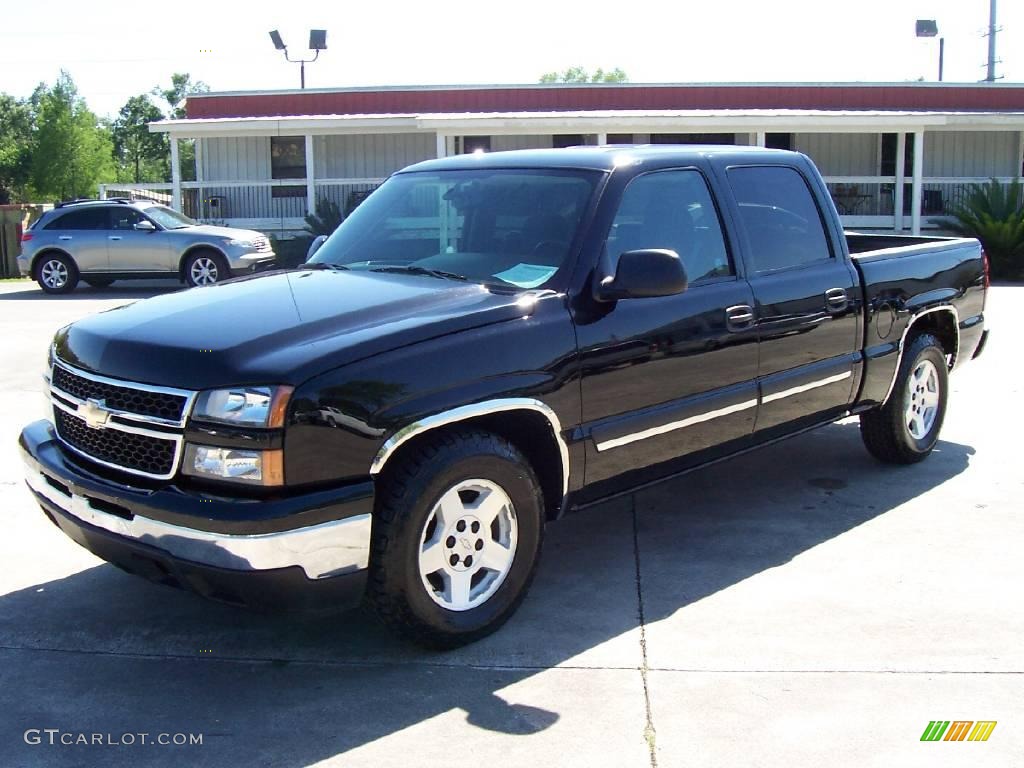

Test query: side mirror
[595,249,688,301]
[134,220,157,232]
[306,234,328,260]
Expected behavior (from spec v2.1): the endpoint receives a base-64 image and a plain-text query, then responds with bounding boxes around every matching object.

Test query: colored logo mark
[921,721,997,742]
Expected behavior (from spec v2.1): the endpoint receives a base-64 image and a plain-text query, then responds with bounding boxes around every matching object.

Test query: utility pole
[985,0,998,82]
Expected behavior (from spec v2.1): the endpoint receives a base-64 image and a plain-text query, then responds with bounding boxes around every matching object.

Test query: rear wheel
[36,254,79,294]
[367,429,544,648]
[860,333,948,464]
[184,250,230,287]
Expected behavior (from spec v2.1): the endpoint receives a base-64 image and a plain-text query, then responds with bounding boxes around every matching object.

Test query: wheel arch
[880,305,959,406]
[369,399,570,521]
[31,248,76,278]
[178,244,227,278]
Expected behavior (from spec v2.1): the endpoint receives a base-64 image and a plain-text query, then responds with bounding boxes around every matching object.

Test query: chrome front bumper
[25,466,370,579]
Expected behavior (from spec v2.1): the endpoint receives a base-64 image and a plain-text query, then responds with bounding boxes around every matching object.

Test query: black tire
[35,253,79,295]
[860,332,949,464]
[367,429,545,649]
[183,249,231,287]
[84,278,115,289]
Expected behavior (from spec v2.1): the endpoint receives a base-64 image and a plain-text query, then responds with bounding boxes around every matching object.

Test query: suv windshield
[144,205,197,230]
[310,168,600,289]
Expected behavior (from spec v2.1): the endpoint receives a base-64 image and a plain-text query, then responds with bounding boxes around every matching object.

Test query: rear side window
[727,166,831,273]
[46,208,110,231]
[606,169,733,282]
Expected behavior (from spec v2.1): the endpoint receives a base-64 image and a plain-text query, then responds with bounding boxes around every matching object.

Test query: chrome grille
[49,361,194,479]
[54,409,176,477]
[52,365,186,422]
[253,236,272,253]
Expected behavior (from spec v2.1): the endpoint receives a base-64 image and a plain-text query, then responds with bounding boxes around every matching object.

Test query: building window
[650,133,735,145]
[553,134,584,148]
[271,136,307,180]
[765,133,793,151]
[460,136,492,154]
[607,134,633,144]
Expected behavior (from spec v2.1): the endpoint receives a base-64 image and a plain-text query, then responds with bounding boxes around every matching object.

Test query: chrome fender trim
[369,398,570,498]
[880,305,960,407]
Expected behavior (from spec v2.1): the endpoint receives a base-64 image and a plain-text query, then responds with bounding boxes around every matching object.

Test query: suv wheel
[36,254,79,294]
[184,250,230,287]
[367,429,545,648]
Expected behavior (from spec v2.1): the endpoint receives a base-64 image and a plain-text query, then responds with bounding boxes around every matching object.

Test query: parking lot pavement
[0,280,1021,767]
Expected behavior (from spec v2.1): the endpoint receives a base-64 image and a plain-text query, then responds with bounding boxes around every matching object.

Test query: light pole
[915,19,943,81]
[269,29,327,89]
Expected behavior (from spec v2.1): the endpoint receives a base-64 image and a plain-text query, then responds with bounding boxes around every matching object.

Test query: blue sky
[0,0,1020,118]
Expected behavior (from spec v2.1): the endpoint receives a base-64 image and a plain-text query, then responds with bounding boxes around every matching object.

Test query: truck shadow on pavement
[0,422,974,767]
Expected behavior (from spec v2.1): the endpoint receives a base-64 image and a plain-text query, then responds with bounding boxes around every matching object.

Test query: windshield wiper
[369,265,469,282]
[299,262,350,271]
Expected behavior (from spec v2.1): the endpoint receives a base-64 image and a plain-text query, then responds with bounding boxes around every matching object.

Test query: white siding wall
[924,131,1020,177]
[794,133,879,176]
[315,134,435,178]
[200,137,271,180]
[490,135,554,151]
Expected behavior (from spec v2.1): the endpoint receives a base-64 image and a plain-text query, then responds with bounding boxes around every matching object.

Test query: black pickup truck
[19,146,988,647]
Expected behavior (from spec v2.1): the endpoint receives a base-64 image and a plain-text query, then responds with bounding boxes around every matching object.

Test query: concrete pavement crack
[632,494,658,768]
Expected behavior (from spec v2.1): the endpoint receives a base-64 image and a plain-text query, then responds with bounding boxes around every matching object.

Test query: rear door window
[47,208,110,231]
[726,166,832,273]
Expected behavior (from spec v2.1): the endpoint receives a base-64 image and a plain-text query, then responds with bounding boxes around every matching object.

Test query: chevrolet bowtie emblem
[79,398,111,429]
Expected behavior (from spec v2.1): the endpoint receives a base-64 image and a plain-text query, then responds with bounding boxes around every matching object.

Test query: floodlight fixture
[915,20,944,81]
[268,28,328,88]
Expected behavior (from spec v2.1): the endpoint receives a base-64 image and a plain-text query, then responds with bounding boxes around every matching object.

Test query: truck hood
[54,270,536,390]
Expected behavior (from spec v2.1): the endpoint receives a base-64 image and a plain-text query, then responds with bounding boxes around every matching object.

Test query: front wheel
[367,430,544,648]
[860,332,949,464]
[184,250,230,287]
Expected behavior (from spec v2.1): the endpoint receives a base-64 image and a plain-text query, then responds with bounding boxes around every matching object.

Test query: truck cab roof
[403,145,803,174]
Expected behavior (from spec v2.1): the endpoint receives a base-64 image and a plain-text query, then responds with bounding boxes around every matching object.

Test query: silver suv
[19,199,276,294]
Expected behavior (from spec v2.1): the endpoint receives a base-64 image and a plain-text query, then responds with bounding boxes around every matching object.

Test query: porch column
[170,137,182,212]
[910,130,924,236]
[596,132,607,145]
[893,132,906,231]
[195,138,204,219]
[436,132,447,158]
[755,131,766,147]
[305,134,316,216]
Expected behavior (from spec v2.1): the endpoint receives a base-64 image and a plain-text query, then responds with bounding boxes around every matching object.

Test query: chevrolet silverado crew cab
[19,147,989,648]
[18,198,276,293]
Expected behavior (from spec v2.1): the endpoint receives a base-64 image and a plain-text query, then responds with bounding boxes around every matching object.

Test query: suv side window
[111,208,146,230]
[46,208,110,231]
[606,169,733,283]
[726,166,832,273]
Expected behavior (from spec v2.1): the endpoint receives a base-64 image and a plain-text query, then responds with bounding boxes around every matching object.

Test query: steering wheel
[531,240,569,263]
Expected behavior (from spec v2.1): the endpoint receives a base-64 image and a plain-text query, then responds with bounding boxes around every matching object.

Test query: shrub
[943,178,1024,280]
[303,198,343,237]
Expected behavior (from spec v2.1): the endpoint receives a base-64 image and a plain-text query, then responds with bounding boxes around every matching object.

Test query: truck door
[575,167,759,487]
[724,164,860,434]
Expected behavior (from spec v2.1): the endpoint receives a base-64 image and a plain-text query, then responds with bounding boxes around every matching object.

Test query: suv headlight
[225,238,256,248]
[192,385,293,427]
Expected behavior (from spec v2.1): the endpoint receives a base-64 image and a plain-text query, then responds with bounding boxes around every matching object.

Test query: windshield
[144,205,197,230]
[310,168,600,289]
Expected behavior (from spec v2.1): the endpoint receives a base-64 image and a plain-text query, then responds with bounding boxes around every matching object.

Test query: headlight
[226,238,256,248]
[183,445,284,486]
[192,385,293,427]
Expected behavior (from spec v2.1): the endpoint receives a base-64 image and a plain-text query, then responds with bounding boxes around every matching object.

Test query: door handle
[726,304,756,332]
[58,236,72,241]
[825,288,848,312]
[108,236,122,241]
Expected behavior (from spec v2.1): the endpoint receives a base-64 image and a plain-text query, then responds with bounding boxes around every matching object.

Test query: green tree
[112,94,168,182]
[153,73,210,181]
[0,94,33,203]
[30,72,114,200]
[539,66,628,83]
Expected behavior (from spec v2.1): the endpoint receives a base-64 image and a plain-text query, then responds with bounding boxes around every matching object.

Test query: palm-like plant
[303,198,344,237]
[943,178,1024,279]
